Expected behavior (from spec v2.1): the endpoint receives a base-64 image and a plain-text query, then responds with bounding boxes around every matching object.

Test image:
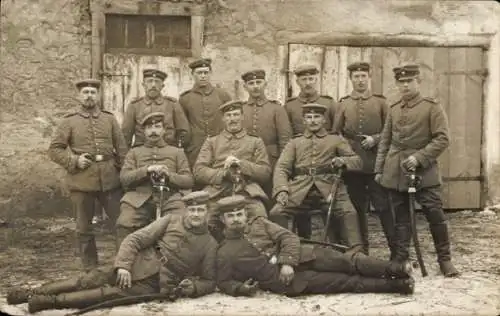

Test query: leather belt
[294,164,332,176]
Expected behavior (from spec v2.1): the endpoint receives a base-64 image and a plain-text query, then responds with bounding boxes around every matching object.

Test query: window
[105,14,191,56]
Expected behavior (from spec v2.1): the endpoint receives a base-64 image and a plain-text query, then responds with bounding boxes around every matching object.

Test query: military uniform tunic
[116,139,194,229]
[375,93,449,191]
[114,213,218,297]
[284,92,337,136]
[242,97,292,167]
[121,96,190,148]
[179,84,232,167]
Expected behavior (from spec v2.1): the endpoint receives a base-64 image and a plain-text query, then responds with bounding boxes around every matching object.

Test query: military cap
[241,69,266,82]
[219,100,244,113]
[347,61,370,72]
[189,58,212,70]
[393,64,420,81]
[181,191,211,206]
[294,64,319,76]
[143,68,167,81]
[75,79,101,90]
[140,112,165,126]
[215,195,249,214]
[302,103,328,114]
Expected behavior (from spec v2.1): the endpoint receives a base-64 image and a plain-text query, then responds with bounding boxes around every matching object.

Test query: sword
[322,168,344,242]
[150,172,169,220]
[408,171,428,277]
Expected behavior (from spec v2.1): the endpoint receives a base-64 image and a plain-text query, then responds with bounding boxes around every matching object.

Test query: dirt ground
[0,209,499,316]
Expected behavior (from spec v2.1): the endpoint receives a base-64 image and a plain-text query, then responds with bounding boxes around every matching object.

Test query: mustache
[148,133,159,137]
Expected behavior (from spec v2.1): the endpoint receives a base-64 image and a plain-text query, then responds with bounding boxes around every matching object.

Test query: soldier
[121,68,190,148]
[333,61,395,257]
[285,64,337,136]
[6,191,218,314]
[374,64,459,277]
[179,58,232,168]
[215,195,415,298]
[116,112,194,245]
[272,103,363,251]
[193,100,271,241]
[241,69,292,169]
[48,79,128,270]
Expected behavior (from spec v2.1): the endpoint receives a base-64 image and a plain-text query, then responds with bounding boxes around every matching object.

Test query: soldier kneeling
[7,191,217,314]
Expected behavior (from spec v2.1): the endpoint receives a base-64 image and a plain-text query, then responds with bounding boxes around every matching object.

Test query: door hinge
[442,69,489,78]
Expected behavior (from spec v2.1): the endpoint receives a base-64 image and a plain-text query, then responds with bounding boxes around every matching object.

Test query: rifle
[322,168,344,242]
[299,238,349,253]
[150,171,170,220]
[408,171,428,277]
[64,287,182,316]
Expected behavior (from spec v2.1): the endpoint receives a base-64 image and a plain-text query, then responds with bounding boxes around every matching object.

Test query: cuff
[272,187,289,199]
[412,152,431,169]
[277,254,298,267]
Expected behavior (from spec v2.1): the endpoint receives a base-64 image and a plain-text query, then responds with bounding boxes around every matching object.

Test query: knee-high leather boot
[28,287,124,314]
[392,223,411,263]
[7,277,81,305]
[429,222,460,277]
[78,233,98,271]
[355,276,415,295]
[351,253,413,279]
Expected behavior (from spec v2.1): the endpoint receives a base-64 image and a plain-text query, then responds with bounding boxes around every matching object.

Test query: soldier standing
[272,103,363,251]
[241,69,292,168]
[7,191,218,313]
[193,100,271,241]
[375,64,459,277]
[179,58,232,168]
[48,79,128,270]
[334,61,395,257]
[116,112,194,245]
[215,195,414,298]
[121,68,190,148]
[285,64,337,136]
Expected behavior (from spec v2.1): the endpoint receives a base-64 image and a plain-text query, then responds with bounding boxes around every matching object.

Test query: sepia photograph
[0,0,499,315]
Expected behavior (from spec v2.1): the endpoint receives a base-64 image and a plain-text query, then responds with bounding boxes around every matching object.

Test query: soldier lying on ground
[6,191,217,314]
[193,100,271,241]
[116,112,194,246]
[216,195,415,298]
[272,103,363,251]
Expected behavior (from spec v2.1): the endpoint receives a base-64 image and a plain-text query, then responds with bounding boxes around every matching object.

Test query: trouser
[278,186,362,248]
[343,172,395,257]
[70,188,122,271]
[115,197,185,248]
[26,266,159,312]
[299,245,409,279]
[290,270,409,296]
[389,186,453,263]
[208,194,267,242]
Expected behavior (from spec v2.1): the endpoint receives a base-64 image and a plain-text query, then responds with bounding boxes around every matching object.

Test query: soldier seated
[193,100,272,241]
[7,191,218,314]
[216,195,414,298]
[272,103,364,251]
[116,112,194,245]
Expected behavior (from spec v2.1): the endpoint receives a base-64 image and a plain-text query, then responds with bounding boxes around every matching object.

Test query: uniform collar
[401,92,423,109]
[350,89,372,100]
[298,90,320,103]
[182,216,209,235]
[144,138,167,148]
[303,128,328,138]
[247,95,268,107]
[192,83,214,95]
[78,107,101,118]
[144,96,163,105]
[222,128,247,139]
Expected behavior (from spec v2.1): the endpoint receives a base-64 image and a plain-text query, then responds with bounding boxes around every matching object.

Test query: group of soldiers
[6,58,460,313]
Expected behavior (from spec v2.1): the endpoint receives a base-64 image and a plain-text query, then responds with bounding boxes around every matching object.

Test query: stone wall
[0,0,499,218]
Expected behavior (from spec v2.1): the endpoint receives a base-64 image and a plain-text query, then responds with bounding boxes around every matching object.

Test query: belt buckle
[95,154,103,162]
[159,256,168,265]
[308,167,317,176]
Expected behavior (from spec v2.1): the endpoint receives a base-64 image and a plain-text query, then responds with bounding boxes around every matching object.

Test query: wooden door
[288,44,485,210]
